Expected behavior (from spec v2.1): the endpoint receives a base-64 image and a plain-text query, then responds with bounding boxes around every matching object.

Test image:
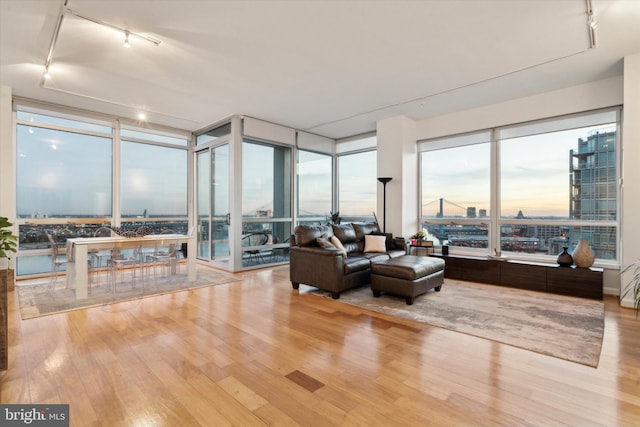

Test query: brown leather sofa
[289,222,406,299]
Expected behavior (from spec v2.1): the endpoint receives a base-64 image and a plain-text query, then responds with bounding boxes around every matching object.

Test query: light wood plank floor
[2,265,640,426]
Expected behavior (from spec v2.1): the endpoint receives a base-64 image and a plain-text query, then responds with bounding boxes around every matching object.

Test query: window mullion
[490,130,500,255]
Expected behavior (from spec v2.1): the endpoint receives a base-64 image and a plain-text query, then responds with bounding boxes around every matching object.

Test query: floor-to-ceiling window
[499,111,618,260]
[15,108,113,276]
[297,149,332,226]
[419,107,620,264]
[14,104,190,277]
[241,140,292,267]
[334,132,378,224]
[420,132,491,249]
[120,128,188,233]
[337,150,377,223]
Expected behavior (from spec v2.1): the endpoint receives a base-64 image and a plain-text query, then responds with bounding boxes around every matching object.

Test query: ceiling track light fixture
[65,8,161,47]
[40,2,67,85]
[586,0,597,49]
[40,4,161,84]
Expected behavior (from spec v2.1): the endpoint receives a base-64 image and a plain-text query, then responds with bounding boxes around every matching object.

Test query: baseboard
[603,285,620,296]
[619,297,635,308]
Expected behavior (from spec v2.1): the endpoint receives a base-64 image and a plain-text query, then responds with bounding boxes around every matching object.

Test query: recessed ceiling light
[137,112,147,121]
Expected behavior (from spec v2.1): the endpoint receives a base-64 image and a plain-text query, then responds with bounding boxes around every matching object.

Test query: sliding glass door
[196,143,230,266]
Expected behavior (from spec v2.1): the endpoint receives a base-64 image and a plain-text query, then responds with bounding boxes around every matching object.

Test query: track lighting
[40,6,161,84]
[65,8,161,47]
[586,0,597,49]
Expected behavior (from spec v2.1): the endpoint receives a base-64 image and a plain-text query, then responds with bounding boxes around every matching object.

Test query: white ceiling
[1,0,639,139]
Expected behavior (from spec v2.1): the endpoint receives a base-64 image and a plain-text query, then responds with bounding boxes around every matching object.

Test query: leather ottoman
[370,255,445,305]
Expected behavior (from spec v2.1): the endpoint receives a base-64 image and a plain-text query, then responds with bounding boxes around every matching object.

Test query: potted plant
[620,259,640,318]
[410,231,432,248]
[328,211,341,225]
[0,216,18,291]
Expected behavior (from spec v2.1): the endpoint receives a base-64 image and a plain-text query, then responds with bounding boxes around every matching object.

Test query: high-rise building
[570,128,617,259]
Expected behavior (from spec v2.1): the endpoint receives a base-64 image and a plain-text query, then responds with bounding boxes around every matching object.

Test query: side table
[409,241,434,256]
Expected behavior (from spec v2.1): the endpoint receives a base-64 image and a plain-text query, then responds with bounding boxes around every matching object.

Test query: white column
[376,115,417,239]
[621,53,640,306]
[0,86,16,271]
[0,86,15,221]
[230,116,244,271]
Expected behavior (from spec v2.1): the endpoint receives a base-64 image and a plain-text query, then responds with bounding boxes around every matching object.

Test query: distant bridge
[422,198,469,218]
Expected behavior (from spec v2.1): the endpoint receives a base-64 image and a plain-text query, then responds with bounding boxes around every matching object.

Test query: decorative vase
[572,238,595,268]
[556,247,573,267]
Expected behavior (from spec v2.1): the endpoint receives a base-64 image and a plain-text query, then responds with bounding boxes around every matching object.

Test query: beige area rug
[310,280,604,367]
[17,266,240,320]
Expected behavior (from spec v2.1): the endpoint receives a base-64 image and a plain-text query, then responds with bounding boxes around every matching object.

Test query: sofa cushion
[295,225,333,247]
[331,224,357,244]
[352,222,381,241]
[363,253,391,263]
[351,222,382,252]
[330,235,347,257]
[316,233,336,250]
[364,235,387,253]
[371,255,445,281]
[343,256,371,274]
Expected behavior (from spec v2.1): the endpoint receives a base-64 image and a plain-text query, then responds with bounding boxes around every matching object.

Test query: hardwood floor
[2,265,640,426]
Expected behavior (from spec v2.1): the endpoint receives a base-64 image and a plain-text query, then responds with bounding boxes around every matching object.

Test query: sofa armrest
[390,237,408,251]
[289,246,345,293]
[375,232,407,251]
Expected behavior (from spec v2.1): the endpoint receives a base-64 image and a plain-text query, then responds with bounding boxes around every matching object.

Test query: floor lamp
[377,177,392,233]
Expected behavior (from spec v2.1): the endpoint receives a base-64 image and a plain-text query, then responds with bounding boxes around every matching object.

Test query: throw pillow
[316,233,336,250]
[330,235,347,257]
[363,234,387,253]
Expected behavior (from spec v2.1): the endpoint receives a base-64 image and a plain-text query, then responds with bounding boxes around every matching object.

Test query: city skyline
[16,113,615,222]
[422,124,614,219]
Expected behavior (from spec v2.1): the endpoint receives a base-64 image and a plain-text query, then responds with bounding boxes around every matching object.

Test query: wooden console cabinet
[432,254,603,300]
[1,270,7,370]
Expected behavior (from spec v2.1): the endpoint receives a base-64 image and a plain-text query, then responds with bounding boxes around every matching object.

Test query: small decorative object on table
[557,246,574,267]
[572,238,595,268]
[410,231,432,252]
